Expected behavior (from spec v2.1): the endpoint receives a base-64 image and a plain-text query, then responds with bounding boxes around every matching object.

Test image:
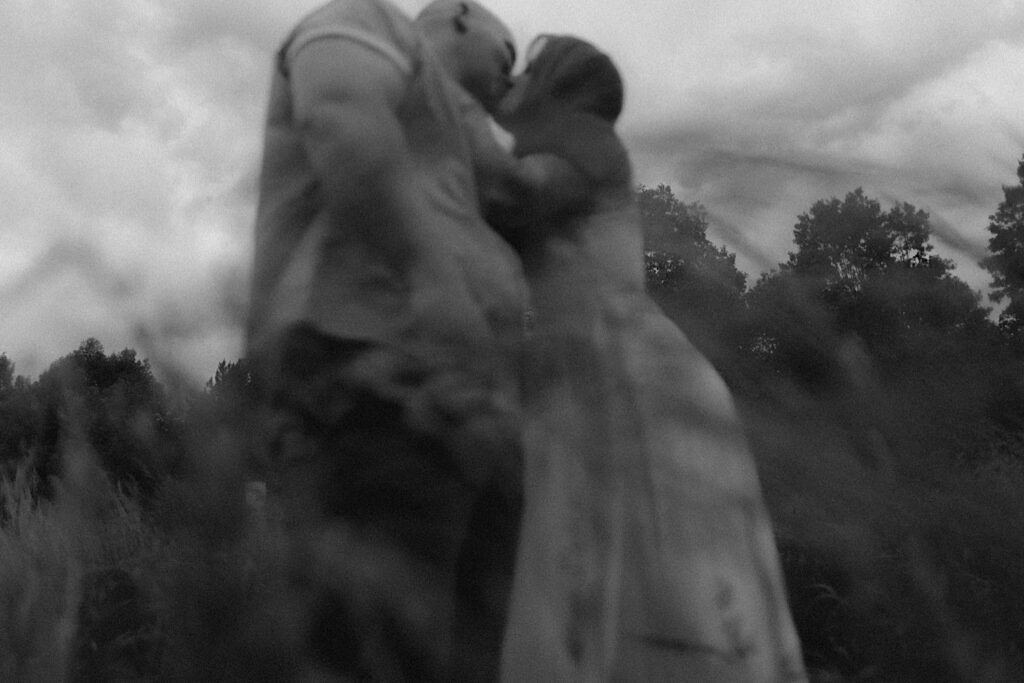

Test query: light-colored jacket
[247,0,526,368]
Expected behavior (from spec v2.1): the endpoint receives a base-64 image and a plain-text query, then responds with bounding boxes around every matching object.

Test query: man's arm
[289,35,420,266]
[288,34,494,344]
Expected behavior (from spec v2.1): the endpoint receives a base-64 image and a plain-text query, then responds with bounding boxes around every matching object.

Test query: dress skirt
[500,254,806,682]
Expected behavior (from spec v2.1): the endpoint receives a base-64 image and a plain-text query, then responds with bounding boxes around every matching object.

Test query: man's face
[458,21,516,114]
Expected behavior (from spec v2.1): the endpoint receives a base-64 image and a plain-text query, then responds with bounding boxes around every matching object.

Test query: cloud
[4,0,1024,380]
[0,0,270,380]
[481,0,1024,296]
[613,0,1024,128]
[625,23,1024,293]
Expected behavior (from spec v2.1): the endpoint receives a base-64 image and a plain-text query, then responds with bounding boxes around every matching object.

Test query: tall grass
[4,359,1024,680]
[146,417,299,682]
[0,408,300,681]
[0,430,165,681]
[747,394,1024,682]
[0,465,81,681]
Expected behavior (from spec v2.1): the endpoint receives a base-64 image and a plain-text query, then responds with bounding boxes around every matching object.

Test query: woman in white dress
[491,36,807,682]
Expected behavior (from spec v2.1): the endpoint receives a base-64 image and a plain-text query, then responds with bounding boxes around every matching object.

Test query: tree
[981,155,1024,338]
[197,358,262,478]
[639,184,748,366]
[747,189,989,385]
[0,353,39,476]
[741,268,842,391]
[0,354,13,394]
[32,339,181,495]
[741,189,1009,466]
[787,189,944,278]
[205,359,255,404]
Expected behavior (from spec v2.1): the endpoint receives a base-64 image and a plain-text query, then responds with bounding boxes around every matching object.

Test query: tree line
[4,158,1024,678]
[636,162,1024,676]
[0,341,257,500]
[4,157,1024,496]
[643,161,1024,472]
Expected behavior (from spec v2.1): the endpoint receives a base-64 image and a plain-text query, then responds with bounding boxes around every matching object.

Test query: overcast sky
[4,0,1024,382]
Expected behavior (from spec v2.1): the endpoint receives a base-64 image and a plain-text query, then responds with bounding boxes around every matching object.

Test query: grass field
[3,385,1024,681]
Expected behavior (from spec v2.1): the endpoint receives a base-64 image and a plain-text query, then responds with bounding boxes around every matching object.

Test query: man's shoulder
[278,0,420,79]
[288,0,418,57]
[300,0,411,28]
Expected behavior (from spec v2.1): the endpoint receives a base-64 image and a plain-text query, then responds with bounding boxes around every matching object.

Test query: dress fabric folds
[501,236,806,682]
[496,35,805,683]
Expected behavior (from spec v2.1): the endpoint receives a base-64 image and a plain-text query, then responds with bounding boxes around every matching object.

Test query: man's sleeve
[280,1,417,79]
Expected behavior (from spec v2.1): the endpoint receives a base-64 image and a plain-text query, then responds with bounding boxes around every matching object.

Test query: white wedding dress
[500,192,807,682]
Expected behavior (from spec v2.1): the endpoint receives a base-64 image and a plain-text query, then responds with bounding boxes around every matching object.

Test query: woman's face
[496,71,530,122]
[494,36,622,125]
[495,37,548,124]
[495,36,552,124]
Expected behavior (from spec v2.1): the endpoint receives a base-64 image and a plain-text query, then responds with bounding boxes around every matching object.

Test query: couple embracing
[247,0,806,680]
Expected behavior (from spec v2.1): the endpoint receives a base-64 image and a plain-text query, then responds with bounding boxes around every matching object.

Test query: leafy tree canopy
[981,155,1024,336]
[786,188,951,287]
[640,184,746,294]
[30,339,178,496]
[206,359,254,402]
[639,185,748,364]
[0,354,13,394]
[746,189,990,388]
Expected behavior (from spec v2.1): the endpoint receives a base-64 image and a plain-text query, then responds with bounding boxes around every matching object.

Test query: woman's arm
[464,105,591,248]
[483,152,592,236]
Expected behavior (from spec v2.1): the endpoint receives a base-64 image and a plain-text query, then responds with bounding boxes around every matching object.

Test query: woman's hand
[481,153,592,252]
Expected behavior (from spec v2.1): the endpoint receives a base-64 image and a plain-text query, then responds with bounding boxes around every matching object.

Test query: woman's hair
[511,35,624,123]
[508,35,630,190]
